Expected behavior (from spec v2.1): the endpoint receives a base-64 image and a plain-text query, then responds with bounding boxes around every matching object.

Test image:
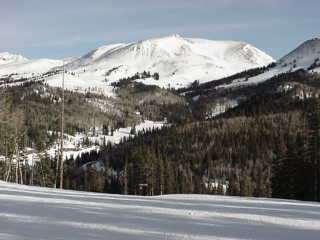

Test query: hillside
[207,38,320,90]
[1,36,320,210]
[1,181,320,240]
[175,37,320,119]
[59,34,274,90]
[0,58,63,77]
[0,52,28,65]
[279,38,320,70]
[0,35,275,95]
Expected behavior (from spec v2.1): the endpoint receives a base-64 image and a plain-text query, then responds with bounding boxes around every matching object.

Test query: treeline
[0,82,142,149]
[111,71,160,88]
[272,99,320,201]
[190,70,320,121]
[61,70,320,201]
[177,62,276,94]
[2,70,320,202]
[63,102,319,201]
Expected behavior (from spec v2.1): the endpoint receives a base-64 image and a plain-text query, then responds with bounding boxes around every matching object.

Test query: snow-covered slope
[0,51,65,80]
[1,181,320,240]
[67,43,127,68]
[0,52,28,66]
[1,35,274,94]
[0,58,63,77]
[279,38,320,69]
[53,34,274,90]
[217,37,320,89]
[0,52,79,81]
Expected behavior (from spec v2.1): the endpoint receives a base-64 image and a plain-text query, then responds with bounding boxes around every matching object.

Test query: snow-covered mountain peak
[165,33,181,38]
[300,37,320,46]
[0,52,28,65]
[123,34,192,59]
[65,43,127,69]
[1,35,275,95]
[240,43,275,65]
[278,37,320,69]
[134,34,181,42]
[0,56,64,78]
[215,37,320,90]
[141,33,182,42]
[62,34,274,91]
[87,43,127,60]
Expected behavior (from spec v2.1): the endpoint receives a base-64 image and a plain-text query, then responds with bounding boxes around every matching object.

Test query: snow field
[1,181,320,240]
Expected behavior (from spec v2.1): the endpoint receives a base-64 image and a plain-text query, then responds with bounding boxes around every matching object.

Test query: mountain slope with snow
[0,51,66,80]
[0,52,28,66]
[1,181,320,240]
[56,34,274,90]
[1,35,274,94]
[217,38,320,89]
[279,38,320,69]
[0,53,79,80]
[0,58,63,77]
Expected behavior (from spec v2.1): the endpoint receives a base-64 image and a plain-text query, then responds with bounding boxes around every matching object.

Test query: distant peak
[165,34,182,38]
[0,52,14,56]
[152,34,182,39]
[298,37,320,47]
[0,51,25,57]
[0,52,28,63]
[307,37,320,41]
[140,34,183,43]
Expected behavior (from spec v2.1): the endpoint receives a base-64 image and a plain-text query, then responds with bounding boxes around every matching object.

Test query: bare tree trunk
[15,159,18,183]
[30,155,34,185]
[53,150,59,188]
[5,157,12,182]
[124,160,128,195]
[19,159,23,184]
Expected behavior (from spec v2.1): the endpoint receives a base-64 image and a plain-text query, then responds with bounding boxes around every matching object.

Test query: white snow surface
[206,99,239,118]
[278,38,320,69]
[44,71,117,97]
[0,53,77,80]
[1,181,320,240]
[0,52,28,66]
[218,38,320,89]
[0,58,63,77]
[0,35,275,94]
[46,34,274,92]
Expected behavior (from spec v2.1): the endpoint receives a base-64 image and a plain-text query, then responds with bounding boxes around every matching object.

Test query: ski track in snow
[1,181,320,240]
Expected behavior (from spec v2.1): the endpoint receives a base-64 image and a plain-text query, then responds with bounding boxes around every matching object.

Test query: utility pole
[53,149,59,188]
[59,62,65,189]
[30,155,34,185]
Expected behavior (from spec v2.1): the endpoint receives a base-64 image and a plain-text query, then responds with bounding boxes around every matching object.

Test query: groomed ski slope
[1,181,320,240]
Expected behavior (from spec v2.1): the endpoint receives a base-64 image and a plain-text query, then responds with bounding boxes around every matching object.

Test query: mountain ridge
[59,34,274,91]
[0,52,28,66]
[208,37,320,90]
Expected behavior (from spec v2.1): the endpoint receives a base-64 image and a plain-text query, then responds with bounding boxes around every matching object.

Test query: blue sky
[1,0,319,59]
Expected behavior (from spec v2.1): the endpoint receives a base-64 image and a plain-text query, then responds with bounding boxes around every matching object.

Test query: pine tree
[306,98,320,201]
[272,137,288,199]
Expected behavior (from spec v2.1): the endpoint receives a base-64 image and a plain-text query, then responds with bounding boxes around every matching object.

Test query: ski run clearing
[1,182,320,240]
